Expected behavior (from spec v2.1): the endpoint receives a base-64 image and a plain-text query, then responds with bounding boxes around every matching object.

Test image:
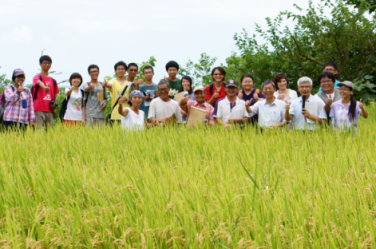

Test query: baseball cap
[338,81,354,90]
[130,90,144,98]
[12,68,25,78]
[193,85,205,93]
[225,79,238,88]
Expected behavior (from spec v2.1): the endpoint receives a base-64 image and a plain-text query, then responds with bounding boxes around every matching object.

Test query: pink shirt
[32,74,59,112]
[3,85,35,124]
[187,100,214,124]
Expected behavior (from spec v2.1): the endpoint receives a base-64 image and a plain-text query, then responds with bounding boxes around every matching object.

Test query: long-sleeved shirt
[3,85,35,124]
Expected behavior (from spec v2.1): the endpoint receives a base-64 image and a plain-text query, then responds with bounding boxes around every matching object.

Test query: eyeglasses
[213,73,223,76]
[129,69,138,72]
[89,70,99,74]
[320,80,333,84]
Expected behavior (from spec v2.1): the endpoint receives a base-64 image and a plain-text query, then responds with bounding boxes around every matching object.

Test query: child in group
[118,90,146,130]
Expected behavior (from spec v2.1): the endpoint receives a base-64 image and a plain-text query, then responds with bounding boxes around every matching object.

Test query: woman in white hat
[329,81,368,130]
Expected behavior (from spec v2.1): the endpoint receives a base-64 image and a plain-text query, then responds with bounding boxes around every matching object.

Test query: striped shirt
[3,85,35,124]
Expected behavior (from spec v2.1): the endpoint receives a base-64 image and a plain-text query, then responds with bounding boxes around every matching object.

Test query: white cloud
[0,25,33,43]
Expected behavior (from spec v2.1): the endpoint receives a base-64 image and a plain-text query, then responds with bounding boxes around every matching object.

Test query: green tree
[180,53,217,86]
[226,0,376,100]
[0,68,12,90]
[345,0,376,13]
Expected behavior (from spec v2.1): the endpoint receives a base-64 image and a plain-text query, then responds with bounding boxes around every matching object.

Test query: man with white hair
[285,76,327,130]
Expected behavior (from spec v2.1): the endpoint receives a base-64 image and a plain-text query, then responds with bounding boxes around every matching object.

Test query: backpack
[59,89,85,121]
[0,85,16,122]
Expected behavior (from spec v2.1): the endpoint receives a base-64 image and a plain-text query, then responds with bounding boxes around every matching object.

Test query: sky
[0,0,319,87]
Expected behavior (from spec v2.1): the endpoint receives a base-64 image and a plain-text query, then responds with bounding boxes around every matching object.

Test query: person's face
[158,84,170,100]
[339,85,352,99]
[131,95,143,107]
[167,67,178,78]
[115,66,126,78]
[298,82,312,96]
[89,68,99,80]
[225,86,237,97]
[320,76,334,94]
[14,75,25,86]
[143,69,154,81]
[128,66,138,78]
[212,69,224,83]
[241,77,254,91]
[71,77,82,88]
[262,84,275,98]
[181,79,191,91]
[323,66,338,76]
[194,90,205,103]
[277,78,287,90]
[40,60,51,72]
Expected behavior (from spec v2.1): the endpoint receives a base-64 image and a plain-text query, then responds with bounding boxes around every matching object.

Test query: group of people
[0,56,369,132]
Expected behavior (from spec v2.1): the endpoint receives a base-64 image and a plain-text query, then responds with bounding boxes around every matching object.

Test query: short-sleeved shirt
[214,97,248,124]
[167,79,182,92]
[187,100,214,124]
[82,82,106,119]
[32,74,60,113]
[64,89,83,121]
[121,107,145,130]
[329,100,361,129]
[139,83,157,118]
[204,83,226,106]
[108,79,132,121]
[289,95,327,130]
[250,99,286,128]
[273,89,298,104]
[238,88,265,106]
[148,97,183,123]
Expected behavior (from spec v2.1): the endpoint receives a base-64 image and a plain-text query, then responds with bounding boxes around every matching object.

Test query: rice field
[0,105,375,249]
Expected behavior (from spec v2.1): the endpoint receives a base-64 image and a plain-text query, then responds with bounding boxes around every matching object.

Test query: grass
[0,105,375,248]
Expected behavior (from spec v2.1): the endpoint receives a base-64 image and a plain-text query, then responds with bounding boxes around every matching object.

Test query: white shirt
[148,97,183,123]
[289,95,327,130]
[121,107,145,130]
[214,97,248,124]
[250,99,286,127]
[64,89,83,121]
[273,89,298,103]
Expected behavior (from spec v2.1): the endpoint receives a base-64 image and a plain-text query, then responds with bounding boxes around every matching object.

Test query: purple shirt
[238,88,265,106]
[329,100,361,129]
[3,85,35,124]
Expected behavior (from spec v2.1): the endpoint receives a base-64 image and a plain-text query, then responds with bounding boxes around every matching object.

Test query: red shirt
[32,74,60,112]
[204,83,226,107]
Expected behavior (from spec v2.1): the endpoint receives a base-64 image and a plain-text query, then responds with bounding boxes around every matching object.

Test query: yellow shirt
[109,78,132,120]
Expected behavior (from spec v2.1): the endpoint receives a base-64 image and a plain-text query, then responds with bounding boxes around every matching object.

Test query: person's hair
[318,71,336,84]
[142,65,154,73]
[181,76,193,94]
[240,73,254,83]
[165,61,179,71]
[297,76,313,87]
[211,67,226,81]
[273,73,289,90]
[128,63,138,70]
[324,61,338,71]
[39,55,52,64]
[114,61,127,71]
[346,87,357,122]
[69,72,83,86]
[88,64,99,73]
[158,80,170,88]
[261,80,276,90]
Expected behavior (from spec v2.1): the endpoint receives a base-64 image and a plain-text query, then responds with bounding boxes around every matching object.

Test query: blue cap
[130,90,144,98]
